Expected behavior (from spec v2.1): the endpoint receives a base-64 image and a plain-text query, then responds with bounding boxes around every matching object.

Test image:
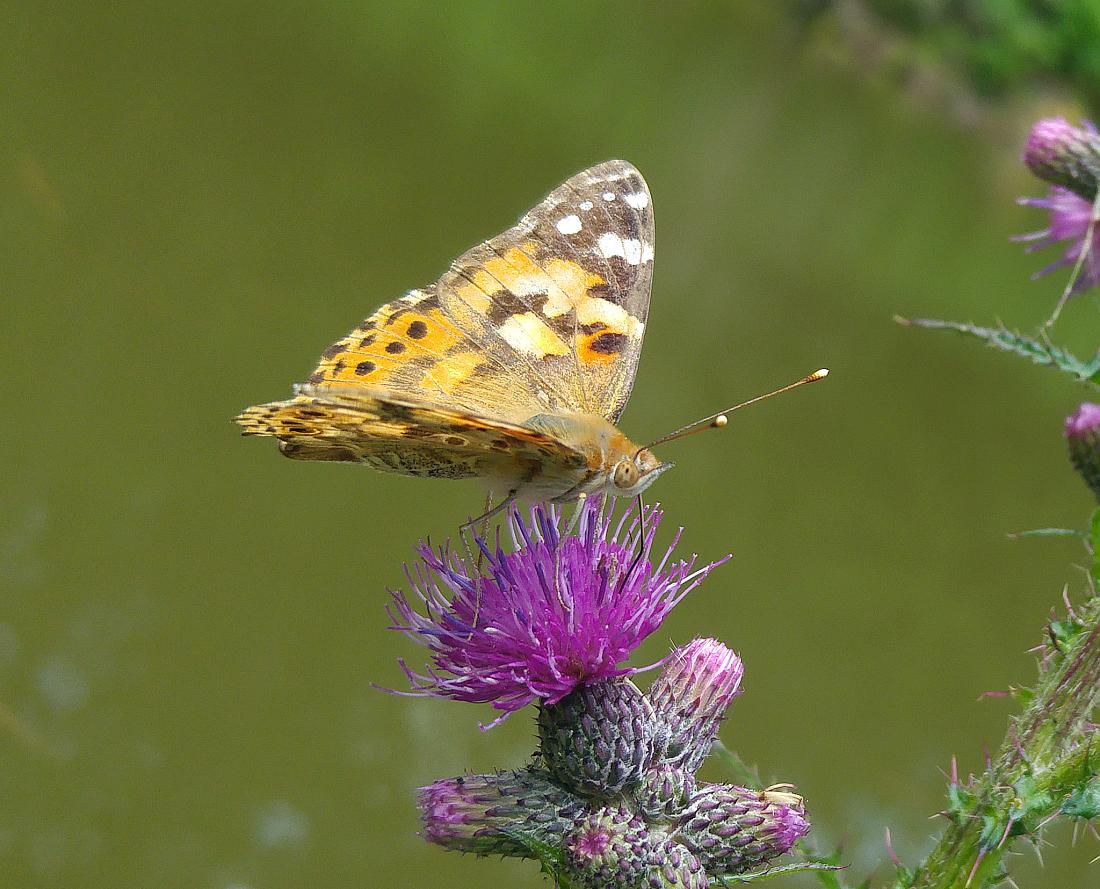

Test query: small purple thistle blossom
[1016,118,1100,296]
[649,637,745,772]
[1015,187,1100,295]
[387,498,728,726]
[1065,403,1100,502]
[1065,402,1100,439]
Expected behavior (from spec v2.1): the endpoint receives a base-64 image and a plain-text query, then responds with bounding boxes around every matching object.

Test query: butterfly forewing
[514,159,654,422]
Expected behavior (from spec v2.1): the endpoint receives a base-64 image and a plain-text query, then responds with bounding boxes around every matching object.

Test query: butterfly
[235,160,826,523]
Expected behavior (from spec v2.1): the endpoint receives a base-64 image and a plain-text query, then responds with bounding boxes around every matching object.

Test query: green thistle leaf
[1061,777,1100,820]
[1006,528,1087,540]
[894,317,1100,388]
[711,860,846,885]
[711,740,763,789]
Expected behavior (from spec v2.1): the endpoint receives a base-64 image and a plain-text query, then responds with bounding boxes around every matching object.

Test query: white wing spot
[624,192,649,209]
[597,232,650,265]
[579,200,593,211]
[555,214,582,235]
[602,191,616,201]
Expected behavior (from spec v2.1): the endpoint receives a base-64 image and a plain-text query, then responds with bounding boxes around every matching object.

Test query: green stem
[898,591,1100,889]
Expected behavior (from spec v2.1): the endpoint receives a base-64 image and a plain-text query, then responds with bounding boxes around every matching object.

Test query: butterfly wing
[237,161,654,471]
[298,160,653,421]
[235,386,588,486]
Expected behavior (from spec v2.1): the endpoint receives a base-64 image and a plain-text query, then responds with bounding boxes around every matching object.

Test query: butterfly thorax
[521,412,671,501]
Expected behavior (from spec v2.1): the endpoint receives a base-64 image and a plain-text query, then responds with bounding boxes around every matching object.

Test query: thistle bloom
[1065,402,1100,501]
[1023,117,1100,199]
[399,506,807,883]
[1016,118,1100,295]
[648,636,745,772]
[1015,187,1100,295]
[419,638,809,885]
[418,769,586,856]
[388,498,727,724]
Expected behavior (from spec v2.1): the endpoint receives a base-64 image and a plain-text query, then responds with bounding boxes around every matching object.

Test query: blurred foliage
[797,1,1100,115]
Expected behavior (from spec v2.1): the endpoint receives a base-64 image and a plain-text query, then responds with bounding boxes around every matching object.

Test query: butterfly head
[610,447,672,497]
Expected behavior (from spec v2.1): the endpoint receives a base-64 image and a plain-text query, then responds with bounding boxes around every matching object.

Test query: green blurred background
[5,2,1099,887]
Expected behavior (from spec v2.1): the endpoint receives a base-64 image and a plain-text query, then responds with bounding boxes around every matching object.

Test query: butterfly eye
[613,460,640,489]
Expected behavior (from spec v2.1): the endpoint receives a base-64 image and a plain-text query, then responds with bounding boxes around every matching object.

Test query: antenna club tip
[712,415,728,428]
[811,368,829,380]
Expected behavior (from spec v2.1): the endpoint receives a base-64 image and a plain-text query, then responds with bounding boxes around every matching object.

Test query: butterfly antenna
[642,368,829,451]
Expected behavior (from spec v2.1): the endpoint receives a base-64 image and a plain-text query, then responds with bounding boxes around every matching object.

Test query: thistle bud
[647,637,744,771]
[1065,402,1100,501]
[633,763,697,822]
[538,678,659,797]
[419,768,585,857]
[1024,118,1100,202]
[678,784,810,875]
[564,807,708,889]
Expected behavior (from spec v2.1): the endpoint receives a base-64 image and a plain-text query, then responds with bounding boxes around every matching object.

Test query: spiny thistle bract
[390,498,809,886]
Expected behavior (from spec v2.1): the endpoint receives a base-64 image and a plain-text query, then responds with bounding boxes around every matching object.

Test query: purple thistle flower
[1023,118,1100,200]
[1065,402,1100,502]
[678,784,810,874]
[564,806,709,889]
[419,769,586,857]
[648,637,745,772]
[1016,118,1100,296]
[388,498,728,725]
[1015,187,1100,295]
[1065,402,1100,439]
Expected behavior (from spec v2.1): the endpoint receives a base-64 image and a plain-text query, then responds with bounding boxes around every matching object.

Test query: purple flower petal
[387,498,729,724]
[1016,186,1100,295]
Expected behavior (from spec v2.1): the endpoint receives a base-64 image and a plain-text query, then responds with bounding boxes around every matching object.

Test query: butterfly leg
[562,492,587,537]
[460,490,517,534]
[460,489,518,632]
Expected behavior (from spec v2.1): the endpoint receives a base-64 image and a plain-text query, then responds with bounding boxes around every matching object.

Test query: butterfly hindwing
[235,386,587,484]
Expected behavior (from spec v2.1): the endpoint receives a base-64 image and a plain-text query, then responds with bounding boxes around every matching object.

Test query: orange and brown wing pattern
[237,161,655,472]
[301,285,539,422]
[234,386,586,484]
[435,159,654,423]
[296,161,653,422]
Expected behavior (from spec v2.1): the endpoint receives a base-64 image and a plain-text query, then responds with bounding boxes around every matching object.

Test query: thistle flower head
[1065,402,1100,439]
[1015,187,1100,295]
[564,806,709,889]
[678,784,810,874]
[538,678,659,797]
[1017,119,1100,296]
[419,769,586,857]
[648,637,745,772]
[1065,402,1100,501]
[1023,117,1100,200]
[389,499,728,725]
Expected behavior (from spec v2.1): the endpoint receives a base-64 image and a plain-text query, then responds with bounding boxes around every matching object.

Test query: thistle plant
[883,115,1100,889]
[389,500,811,887]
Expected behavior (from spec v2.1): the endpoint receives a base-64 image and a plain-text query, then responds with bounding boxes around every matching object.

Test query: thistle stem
[898,591,1100,889]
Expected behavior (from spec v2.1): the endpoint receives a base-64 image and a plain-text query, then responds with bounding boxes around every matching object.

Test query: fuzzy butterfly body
[235,160,672,504]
